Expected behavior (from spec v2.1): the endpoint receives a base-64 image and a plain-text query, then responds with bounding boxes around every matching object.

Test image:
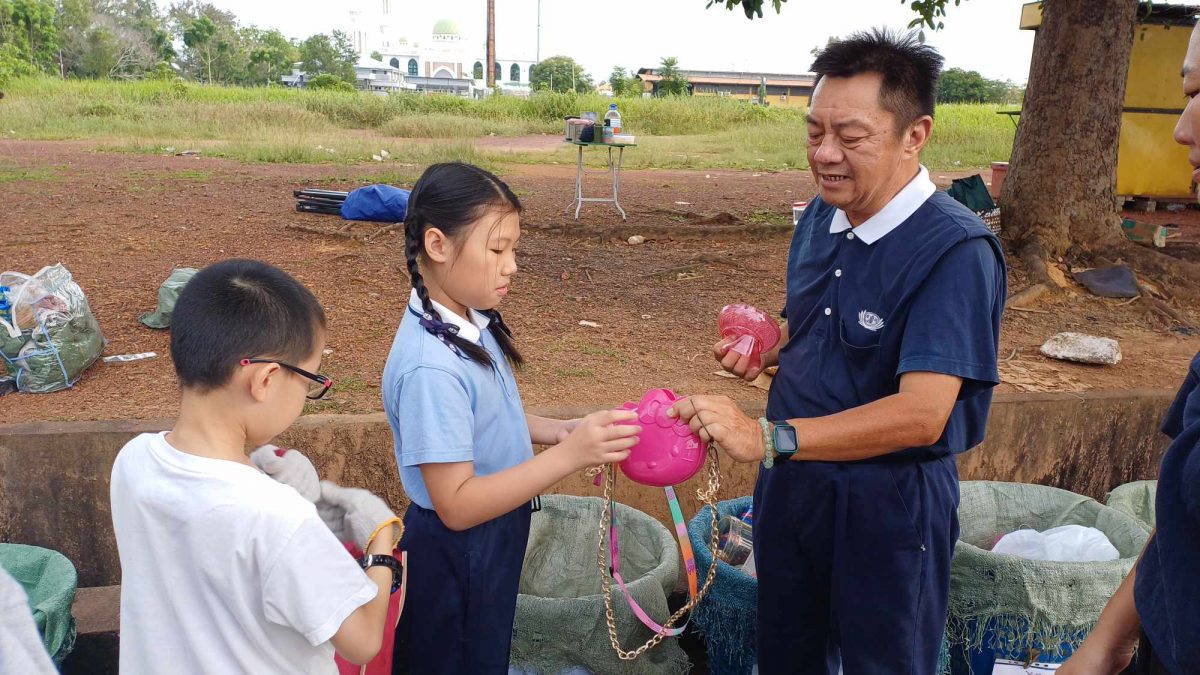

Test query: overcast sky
[163,0,1037,84]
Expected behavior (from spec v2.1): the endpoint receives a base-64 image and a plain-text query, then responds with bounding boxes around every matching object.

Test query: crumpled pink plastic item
[616,388,705,487]
[718,303,781,372]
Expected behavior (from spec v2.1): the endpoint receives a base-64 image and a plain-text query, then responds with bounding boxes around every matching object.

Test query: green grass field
[0,77,1015,171]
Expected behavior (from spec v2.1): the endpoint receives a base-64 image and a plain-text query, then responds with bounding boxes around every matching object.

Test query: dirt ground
[3,138,1200,423]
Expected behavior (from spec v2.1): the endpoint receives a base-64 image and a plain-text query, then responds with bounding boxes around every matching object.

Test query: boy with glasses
[110,259,400,673]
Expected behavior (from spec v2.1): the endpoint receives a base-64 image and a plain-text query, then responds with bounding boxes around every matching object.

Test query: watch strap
[360,553,404,594]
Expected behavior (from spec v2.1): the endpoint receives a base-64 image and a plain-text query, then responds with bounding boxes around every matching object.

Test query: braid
[404,219,432,311]
[484,311,523,368]
[404,213,496,369]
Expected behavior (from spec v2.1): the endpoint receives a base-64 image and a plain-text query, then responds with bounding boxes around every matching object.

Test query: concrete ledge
[62,585,119,675]
[0,390,1175,588]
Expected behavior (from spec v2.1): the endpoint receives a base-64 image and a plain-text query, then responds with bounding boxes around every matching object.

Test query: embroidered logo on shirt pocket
[839,316,882,353]
[858,310,885,332]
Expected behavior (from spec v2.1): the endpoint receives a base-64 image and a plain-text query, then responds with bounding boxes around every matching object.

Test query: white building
[280,56,403,94]
[346,3,536,97]
[354,56,405,93]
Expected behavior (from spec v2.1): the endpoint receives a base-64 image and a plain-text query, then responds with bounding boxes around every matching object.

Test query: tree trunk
[1000,0,1138,278]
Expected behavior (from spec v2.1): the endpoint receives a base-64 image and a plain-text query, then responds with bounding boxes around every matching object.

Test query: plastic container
[740,551,756,579]
[613,134,635,144]
[792,201,808,226]
[605,103,622,135]
[989,161,1009,199]
[602,121,614,144]
[718,304,782,372]
[0,286,10,327]
[617,388,705,487]
[565,118,594,142]
[717,515,754,566]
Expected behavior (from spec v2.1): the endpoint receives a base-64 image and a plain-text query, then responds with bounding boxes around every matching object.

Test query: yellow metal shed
[1020,2,1197,200]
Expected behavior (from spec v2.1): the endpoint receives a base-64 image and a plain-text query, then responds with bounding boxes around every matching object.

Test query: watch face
[774,424,798,454]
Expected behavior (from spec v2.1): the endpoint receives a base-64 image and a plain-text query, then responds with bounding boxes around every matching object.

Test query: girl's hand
[556,409,639,471]
[555,418,582,444]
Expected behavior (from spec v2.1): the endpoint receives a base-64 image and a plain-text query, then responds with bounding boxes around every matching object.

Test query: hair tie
[419,312,463,355]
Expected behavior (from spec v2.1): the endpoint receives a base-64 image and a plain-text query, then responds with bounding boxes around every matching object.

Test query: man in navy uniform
[1059,20,1200,675]
[670,29,1006,674]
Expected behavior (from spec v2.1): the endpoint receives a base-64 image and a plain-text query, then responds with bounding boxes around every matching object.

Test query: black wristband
[359,554,403,594]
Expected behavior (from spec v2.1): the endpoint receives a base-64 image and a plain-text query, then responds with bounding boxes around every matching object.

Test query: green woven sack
[0,544,78,665]
[139,267,197,329]
[947,481,1149,667]
[1106,480,1157,532]
[511,495,689,675]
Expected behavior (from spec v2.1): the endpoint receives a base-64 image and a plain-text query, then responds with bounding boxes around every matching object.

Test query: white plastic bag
[0,265,105,393]
[992,525,1119,562]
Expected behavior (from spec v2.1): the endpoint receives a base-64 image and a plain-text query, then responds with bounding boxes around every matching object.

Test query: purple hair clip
[419,312,463,355]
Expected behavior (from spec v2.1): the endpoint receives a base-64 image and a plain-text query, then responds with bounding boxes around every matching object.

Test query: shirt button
[824,308,832,316]
[846,232,855,240]
[835,269,843,277]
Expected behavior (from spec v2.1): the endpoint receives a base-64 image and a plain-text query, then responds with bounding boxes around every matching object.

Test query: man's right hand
[1057,642,1134,675]
[714,336,779,382]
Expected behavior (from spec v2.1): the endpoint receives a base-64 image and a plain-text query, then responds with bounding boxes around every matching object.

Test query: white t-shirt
[111,432,377,674]
[0,567,57,675]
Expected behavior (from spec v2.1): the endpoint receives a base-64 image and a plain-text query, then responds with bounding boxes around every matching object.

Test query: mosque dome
[432,18,461,37]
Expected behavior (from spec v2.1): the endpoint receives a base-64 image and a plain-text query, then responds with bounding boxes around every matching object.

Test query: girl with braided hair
[382,162,641,673]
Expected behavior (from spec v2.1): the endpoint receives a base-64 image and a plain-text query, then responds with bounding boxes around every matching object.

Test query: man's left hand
[668,395,766,463]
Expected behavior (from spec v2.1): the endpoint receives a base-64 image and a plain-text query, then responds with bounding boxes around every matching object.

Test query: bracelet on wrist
[757,417,776,469]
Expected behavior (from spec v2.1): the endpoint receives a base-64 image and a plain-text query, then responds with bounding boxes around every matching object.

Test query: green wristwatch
[758,418,799,468]
[772,422,799,461]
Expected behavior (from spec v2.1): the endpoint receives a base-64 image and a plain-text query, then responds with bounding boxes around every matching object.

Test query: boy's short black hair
[811,28,945,130]
[170,259,326,391]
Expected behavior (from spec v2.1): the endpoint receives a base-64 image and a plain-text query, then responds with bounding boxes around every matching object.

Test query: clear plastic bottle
[604,103,622,135]
[0,286,10,327]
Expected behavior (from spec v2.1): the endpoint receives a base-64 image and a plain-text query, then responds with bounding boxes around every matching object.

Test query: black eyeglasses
[239,358,333,400]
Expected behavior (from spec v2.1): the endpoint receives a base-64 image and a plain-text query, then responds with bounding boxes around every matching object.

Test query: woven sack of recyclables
[1105,480,1157,532]
[0,264,105,393]
[510,494,689,675]
[946,481,1150,669]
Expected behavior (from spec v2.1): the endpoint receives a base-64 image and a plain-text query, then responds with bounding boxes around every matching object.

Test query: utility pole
[536,0,541,63]
[486,0,496,88]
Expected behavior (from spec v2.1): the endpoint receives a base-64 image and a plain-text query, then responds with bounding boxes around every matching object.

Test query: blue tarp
[340,184,410,222]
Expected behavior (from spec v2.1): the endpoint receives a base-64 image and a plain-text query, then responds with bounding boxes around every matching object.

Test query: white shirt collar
[828,166,936,245]
[408,288,491,343]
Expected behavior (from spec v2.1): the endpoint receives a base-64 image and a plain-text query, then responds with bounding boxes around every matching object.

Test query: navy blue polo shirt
[1160,352,1200,440]
[1135,351,1200,673]
[766,186,1006,461]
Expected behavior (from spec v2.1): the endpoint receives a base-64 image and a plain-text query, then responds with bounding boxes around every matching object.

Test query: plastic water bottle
[0,286,11,326]
[604,103,622,135]
[740,550,757,578]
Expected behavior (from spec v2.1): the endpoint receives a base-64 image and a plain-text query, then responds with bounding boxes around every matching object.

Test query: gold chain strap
[595,445,723,661]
